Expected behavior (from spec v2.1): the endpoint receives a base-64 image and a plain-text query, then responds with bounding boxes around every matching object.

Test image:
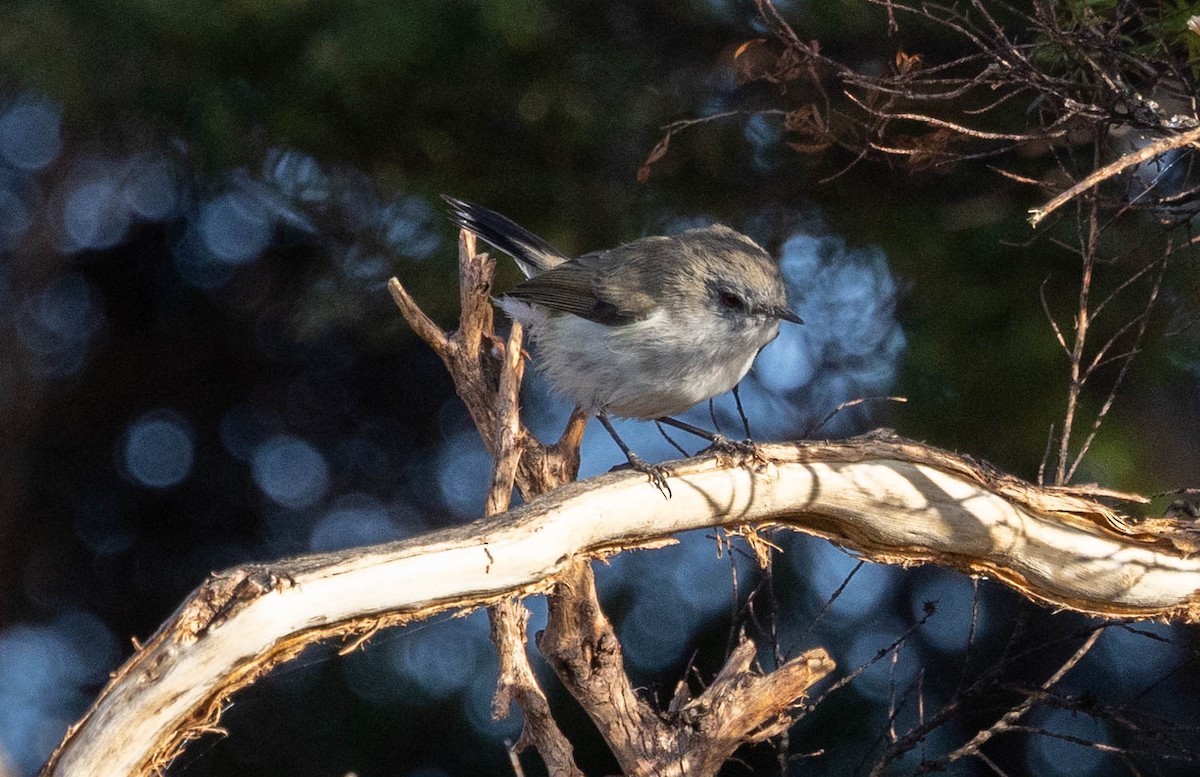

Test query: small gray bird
[444,196,802,495]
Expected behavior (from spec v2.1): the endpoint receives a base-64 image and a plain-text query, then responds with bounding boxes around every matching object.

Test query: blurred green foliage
[1036,0,1200,84]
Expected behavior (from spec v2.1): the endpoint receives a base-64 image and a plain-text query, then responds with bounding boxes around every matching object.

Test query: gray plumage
[443,196,801,420]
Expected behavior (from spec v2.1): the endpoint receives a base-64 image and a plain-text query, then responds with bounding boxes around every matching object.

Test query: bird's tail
[442,196,567,277]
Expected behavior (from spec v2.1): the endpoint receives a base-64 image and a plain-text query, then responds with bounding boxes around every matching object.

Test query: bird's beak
[770,306,804,325]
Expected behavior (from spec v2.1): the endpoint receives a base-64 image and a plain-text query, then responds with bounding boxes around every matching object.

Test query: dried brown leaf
[784,104,823,133]
[637,133,675,183]
[894,50,923,75]
[732,38,778,84]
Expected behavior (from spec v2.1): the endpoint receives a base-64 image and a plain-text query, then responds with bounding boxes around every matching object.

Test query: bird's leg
[655,416,756,456]
[654,420,690,458]
[598,412,671,498]
[732,383,753,441]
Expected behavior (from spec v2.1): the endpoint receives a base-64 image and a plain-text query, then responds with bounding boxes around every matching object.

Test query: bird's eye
[719,290,743,309]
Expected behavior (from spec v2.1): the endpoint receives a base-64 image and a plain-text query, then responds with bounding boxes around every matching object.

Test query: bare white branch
[43,434,1200,777]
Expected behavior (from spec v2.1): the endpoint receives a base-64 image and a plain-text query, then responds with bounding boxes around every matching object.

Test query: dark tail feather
[442,196,566,277]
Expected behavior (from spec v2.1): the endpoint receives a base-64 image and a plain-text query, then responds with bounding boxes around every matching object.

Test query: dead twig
[936,627,1104,767]
[1030,127,1200,227]
[484,320,584,777]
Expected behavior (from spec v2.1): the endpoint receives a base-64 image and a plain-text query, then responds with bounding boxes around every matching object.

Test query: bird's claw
[613,453,672,499]
[707,434,758,457]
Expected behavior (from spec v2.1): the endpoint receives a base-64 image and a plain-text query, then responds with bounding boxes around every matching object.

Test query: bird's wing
[504,249,658,326]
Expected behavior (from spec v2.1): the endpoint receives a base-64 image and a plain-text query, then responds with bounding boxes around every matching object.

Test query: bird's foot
[706,434,758,457]
[610,453,672,499]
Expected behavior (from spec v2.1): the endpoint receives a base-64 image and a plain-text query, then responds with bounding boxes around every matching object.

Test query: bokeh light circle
[0,97,61,171]
[122,410,195,489]
[199,191,271,265]
[251,435,330,508]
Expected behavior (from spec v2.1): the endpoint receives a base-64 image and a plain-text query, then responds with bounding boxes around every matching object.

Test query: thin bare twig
[1030,127,1200,227]
[1081,313,1146,381]
[1066,258,1167,481]
[387,278,450,356]
[843,90,1066,142]
[807,396,907,436]
[1055,186,1099,486]
[1040,277,1070,356]
[1037,423,1055,486]
[939,627,1104,765]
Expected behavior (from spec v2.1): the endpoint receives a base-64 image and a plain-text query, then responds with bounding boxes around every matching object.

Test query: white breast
[501,299,779,419]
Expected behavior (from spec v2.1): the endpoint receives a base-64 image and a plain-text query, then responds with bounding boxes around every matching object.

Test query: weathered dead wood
[538,563,834,776]
[386,230,582,495]
[484,320,584,776]
[40,434,1200,776]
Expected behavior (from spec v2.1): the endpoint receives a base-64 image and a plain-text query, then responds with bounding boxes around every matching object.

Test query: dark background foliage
[2,1,1200,775]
